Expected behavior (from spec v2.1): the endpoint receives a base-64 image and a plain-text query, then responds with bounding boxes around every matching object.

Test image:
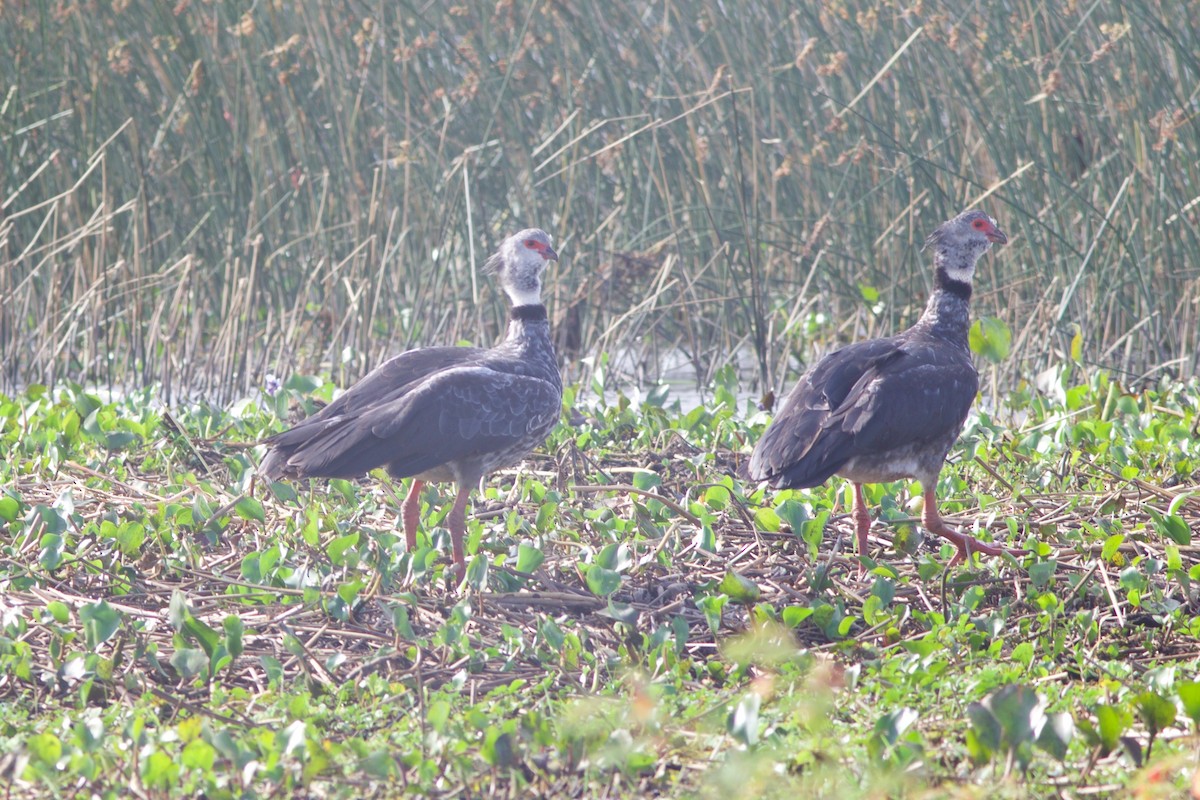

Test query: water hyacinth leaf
[45,601,70,624]
[718,570,761,604]
[80,601,121,649]
[1101,533,1124,561]
[260,655,284,684]
[969,317,1012,363]
[584,565,621,597]
[1028,561,1056,590]
[327,532,359,565]
[753,506,781,532]
[632,470,661,491]
[1035,712,1074,761]
[727,692,761,746]
[427,700,451,732]
[1152,511,1191,546]
[26,732,63,765]
[481,730,518,768]
[223,616,244,659]
[966,702,1001,761]
[603,598,638,625]
[596,542,633,572]
[874,707,918,745]
[39,534,64,571]
[0,495,20,522]
[782,606,814,628]
[465,554,489,589]
[181,739,216,771]
[234,496,265,523]
[1133,691,1176,738]
[800,512,828,557]
[183,616,221,657]
[1095,704,1128,754]
[516,543,545,574]
[976,684,1045,768]
[171,648,209,679]
[279,720,308,756]
[775,499,809,532]
[697,593,728,634]
[1177,681,1200,725]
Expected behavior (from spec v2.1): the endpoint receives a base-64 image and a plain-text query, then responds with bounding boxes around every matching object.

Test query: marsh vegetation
[2,0,1200,796]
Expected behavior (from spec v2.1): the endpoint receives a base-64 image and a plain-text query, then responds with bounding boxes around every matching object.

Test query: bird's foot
[948,535,1028,566]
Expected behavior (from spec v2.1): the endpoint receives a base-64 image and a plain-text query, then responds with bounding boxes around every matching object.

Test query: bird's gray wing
[749,337,976,487]
[277,365,562,480]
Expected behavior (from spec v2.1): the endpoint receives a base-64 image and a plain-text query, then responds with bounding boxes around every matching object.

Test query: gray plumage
[749,210,1019,565]
[260,228,562,575]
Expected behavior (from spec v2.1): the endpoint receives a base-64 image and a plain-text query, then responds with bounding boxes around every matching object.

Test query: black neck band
[510,304,548,322]
[935,268,973,301]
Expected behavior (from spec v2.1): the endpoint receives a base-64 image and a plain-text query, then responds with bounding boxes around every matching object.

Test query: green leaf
[427,700,451,732]
[966,703,1001,760]
[142,751,179,789]
[775,499,809,532]
[1134,691,1176,737]
[181,739,216,771]
[80,601,121,648]
[223,616,244,659]
[1154,512,1191,546]
[45,601,70,624]
[727,692,761,746]
[0,495,20,522]
[1101,533,1124,561]
[1095,704,1128,754]
[584,565,621,597]
[781,606,813,628]
[979,684,1043,768]
[873,707,918,745]
[260,655,284,684]
[26,732,63,765]
[1028,560,1057,589]
[969,317,1012,363]
[1036,712,1074,761]
[327,532,360,565]
[515,544,545,573]
[1178,681,1200,726]
[39,534,64,571]
[753,506,781,532]
[170,648,209,679]
[632,470,661,491]
[235,496,266,523]
[718,570,761,604]
[183,616,221,657]
[465,553,489,589]
[595,543,632,572]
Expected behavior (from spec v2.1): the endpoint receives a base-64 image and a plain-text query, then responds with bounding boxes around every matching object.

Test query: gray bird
[260,229,562,577]
[749,210,1023,566]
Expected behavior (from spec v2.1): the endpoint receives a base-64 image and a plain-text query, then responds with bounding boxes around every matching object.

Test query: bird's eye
[973,219,987,230]
[525,239,539,249]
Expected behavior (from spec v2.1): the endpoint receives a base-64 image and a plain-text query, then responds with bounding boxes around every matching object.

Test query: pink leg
[446,486,473,579]
[852,483,871,560]
[402,479,424,551]
[921,488,1026,565]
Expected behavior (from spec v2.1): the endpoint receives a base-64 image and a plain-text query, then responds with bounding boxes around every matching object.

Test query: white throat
[507,286,543,307]
[942,265,974,285]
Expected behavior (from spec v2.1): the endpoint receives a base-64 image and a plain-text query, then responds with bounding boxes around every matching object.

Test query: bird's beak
[543,246,559,261]
[986,228,1008,245]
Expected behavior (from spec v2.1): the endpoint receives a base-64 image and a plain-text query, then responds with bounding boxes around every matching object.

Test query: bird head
[923,209,1007,284]
[485,228,559,307]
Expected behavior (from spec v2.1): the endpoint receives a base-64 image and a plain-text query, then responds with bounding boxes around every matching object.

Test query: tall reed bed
[2,0,1197,403]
